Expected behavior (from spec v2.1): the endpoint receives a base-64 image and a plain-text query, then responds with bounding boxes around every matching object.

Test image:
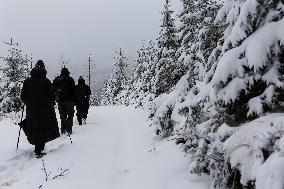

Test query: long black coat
[21,68,60,145]
[75,79,91,115]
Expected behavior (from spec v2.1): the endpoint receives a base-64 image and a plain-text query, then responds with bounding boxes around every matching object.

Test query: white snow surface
[0,106,210,189]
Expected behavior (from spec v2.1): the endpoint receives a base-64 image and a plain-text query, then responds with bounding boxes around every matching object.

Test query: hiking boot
[35,152,46,159]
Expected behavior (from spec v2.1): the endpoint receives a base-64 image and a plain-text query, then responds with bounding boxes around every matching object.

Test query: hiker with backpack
[20,60,60,158]
[53,68,76,135]
[75,76,91,125]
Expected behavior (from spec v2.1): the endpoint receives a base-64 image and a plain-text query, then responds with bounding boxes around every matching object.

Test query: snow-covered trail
[0,106,210,189]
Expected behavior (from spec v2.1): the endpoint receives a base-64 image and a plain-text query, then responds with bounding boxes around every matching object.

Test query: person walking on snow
[53,68,76,135]
[75,76,91,125]
[21,60,60,158]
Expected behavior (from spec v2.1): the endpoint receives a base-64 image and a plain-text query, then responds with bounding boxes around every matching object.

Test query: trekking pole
[16,106,25,150]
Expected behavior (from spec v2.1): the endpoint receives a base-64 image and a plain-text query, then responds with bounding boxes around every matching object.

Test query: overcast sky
[0,0,181,91]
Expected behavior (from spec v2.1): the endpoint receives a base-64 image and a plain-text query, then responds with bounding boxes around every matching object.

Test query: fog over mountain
[0,0,181,94]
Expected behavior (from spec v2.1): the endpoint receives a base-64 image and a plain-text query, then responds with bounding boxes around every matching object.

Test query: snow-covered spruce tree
[210,0,284,123]
[100,80,113,106]
[151,0,223,138]
[153,0,179,97]
[127,41,157,107]
[175,0,224,134]
[178,0,223,86]
[148,0,183,138]
[174,1,234,186]
[100,47,129,105]
[115,82,130,106]
[0,43,30,113]
[149,0,237,186]
[89,93,100,106]
[180,101,210,175]
[191,1,284,188]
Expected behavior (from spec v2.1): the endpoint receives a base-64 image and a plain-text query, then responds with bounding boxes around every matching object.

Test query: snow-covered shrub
[0,43,30,113]
[89,93,100,106]
[206,123,237,189]
[189,137,210,175]
[224,114,284,189]
[150,75,190,137]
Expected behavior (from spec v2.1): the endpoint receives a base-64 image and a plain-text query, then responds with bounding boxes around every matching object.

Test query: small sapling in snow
[39,159,71,188]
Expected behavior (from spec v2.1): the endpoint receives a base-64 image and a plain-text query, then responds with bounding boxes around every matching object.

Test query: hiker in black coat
[75,76,91,125]
[21,60,60,158]
[53,68,76,135]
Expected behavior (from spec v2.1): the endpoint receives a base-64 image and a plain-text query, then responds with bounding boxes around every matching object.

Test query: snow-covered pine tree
[149,0,224,139]
[193,1,284,187]
[153,0,179,97]
[101,80,113,106]
[127,41,157,107]
[100,47,129,105]
[127,44,148,107]
[0,42,30,113]
[89,93,100,106]
[177,0,196,85]
[148,0,232,184]
[178,0,223,87]
[210,0,284,123]
[176,0,224,124]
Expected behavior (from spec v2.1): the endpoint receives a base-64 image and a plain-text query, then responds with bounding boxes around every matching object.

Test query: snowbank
[224,113,284,188]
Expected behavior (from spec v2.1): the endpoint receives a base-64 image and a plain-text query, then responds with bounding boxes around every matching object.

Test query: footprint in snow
[46,143,65,153]
[7,150,34,162]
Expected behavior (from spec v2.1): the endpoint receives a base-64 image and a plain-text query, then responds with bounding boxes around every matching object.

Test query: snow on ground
[0,106,210,189]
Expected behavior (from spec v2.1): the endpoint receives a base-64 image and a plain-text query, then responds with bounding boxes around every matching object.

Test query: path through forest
[0,106,210,189]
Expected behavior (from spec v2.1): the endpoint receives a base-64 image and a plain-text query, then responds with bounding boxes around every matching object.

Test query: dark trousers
[35,143,45,154]
[76,114,84,125]
[76,100,89,125]
[76,113,88,125]
[58,102,74,134]
[76,109,88,125]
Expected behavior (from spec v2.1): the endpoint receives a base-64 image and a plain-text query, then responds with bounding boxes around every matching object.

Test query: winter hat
[79,76,84,80]
[61,67,70,75]
[78,76,85,84]
[35,60,45,69]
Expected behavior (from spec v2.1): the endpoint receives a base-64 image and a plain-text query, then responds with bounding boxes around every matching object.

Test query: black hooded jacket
[75,78,91,100]
[53,72,76,103]
[21,68,59,145]
[21,68,56,117]
[75,78,91,110]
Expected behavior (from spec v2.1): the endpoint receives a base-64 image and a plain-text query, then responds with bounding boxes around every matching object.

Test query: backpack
[76,85,88,100]
[54,77,69,101]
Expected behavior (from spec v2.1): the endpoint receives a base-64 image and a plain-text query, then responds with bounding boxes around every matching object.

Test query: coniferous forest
[1,0,284,189]
[101,0,284,188]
